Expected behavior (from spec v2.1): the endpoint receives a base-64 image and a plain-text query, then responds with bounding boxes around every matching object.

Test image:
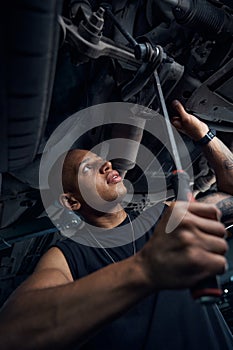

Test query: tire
[0,0,63,172]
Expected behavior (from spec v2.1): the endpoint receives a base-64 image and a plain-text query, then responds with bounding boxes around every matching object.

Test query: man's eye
[82,165,92,174]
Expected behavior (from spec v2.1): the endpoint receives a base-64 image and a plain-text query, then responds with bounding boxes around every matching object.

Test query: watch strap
[195,129,216,146]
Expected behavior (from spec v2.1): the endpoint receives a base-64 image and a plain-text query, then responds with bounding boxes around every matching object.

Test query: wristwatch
[195,129,216,146]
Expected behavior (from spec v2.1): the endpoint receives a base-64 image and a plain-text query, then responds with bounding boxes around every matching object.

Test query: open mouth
[107,171,122,184]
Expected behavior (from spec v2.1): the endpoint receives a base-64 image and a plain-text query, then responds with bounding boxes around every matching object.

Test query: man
[0,101,233,350]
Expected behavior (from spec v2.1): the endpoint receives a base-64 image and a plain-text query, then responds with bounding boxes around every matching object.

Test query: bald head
[62,149,89,194]
[48,149,89,199]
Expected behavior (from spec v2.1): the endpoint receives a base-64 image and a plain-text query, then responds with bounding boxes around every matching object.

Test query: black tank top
[54,205,233,350]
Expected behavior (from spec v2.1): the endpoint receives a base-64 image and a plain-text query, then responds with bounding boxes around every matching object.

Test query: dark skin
[0,102,231,350]
[171,100,233,195]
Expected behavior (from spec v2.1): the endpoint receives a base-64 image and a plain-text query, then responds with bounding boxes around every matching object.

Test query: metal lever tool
[154,70,223,304]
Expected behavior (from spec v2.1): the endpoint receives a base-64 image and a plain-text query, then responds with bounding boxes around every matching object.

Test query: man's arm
[171,100,233,195]
[0,247,149,350]
[0,202,227,350]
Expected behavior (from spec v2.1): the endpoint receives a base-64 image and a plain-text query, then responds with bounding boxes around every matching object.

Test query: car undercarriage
[1,0,233,333]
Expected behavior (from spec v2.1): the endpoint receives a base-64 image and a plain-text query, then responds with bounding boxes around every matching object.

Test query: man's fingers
[196,230,228,254]
[171,100,193,133]
[195,217,226,238]
[197,252,228,277]
[171,117,182,130]
[169,201,225,238]
[187,201,222,221]
[172,99,185,114]
[171,99,186,126]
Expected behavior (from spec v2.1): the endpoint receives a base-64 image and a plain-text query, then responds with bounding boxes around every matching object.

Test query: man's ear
[59,193,81,211]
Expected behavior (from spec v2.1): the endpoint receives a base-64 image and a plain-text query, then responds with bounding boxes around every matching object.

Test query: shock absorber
[165,0,233,36]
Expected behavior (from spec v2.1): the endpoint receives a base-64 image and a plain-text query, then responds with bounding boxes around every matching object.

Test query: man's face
[70,150,127,211]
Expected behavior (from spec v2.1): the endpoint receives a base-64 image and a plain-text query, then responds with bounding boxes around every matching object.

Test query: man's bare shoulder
[12,247,74,295]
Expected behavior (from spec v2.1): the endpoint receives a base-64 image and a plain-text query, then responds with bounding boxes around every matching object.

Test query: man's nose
[99,161,112,173]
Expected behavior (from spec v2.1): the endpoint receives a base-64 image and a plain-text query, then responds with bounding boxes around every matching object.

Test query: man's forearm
[0,256,150,350]
[171,100,233,195]
[202,137,233,195]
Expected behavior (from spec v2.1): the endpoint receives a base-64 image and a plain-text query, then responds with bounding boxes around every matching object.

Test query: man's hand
[171,100,209,141]
[137,202,228,291]
[171,99,233,195]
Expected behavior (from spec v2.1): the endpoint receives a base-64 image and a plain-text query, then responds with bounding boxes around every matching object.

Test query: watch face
[207,130,216,140]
